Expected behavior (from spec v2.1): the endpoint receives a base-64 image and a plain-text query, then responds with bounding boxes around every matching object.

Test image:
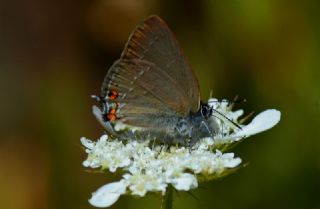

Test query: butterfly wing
[101,15,200,129]
[102,59,187,129]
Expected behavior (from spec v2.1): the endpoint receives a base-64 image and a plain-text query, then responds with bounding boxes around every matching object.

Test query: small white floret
[170,173,198,191]
[89,181,126,208]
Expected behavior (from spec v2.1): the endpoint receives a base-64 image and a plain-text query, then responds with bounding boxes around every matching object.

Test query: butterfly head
[199,102,213,119]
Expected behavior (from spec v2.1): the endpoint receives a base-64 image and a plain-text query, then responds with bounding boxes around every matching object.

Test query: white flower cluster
[81,98,281,208]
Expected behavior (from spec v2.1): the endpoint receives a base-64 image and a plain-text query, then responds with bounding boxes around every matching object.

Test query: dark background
[1,0,320,209]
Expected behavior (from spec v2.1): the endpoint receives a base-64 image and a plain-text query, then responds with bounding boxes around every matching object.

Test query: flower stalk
[162,185,173,209]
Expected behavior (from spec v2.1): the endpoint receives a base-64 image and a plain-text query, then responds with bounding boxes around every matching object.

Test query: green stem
[161,185,173,209]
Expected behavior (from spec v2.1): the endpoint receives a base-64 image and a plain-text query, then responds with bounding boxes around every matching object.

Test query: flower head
[81,98,280,207]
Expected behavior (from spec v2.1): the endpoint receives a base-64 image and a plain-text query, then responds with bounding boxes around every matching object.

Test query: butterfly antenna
[211,109,242,130]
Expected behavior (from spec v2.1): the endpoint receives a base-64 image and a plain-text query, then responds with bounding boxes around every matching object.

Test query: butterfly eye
[201,107,207,116]
[201,104,212,118]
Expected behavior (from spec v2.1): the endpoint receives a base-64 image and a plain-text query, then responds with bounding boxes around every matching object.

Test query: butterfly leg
[188,119,214,149]
[200,120,214,138]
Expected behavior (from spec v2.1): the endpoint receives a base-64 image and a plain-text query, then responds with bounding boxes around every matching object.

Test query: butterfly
[92,15,239,147]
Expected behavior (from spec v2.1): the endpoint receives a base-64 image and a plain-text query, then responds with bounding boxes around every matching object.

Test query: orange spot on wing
[108,90,118,100]
[103,92,119,122]
[110,108,116,114]
[106,113,117,121]
[103,107,118,122]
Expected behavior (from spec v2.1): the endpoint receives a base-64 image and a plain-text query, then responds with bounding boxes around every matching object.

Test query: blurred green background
[1,0,320,209]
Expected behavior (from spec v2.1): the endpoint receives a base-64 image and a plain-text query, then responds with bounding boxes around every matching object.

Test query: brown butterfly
[92,15,237,146]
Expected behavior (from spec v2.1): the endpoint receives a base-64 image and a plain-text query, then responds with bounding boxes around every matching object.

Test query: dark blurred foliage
[1,0,320,209]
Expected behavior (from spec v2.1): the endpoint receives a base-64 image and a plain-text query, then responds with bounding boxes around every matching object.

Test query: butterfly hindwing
[101,15,201,129]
